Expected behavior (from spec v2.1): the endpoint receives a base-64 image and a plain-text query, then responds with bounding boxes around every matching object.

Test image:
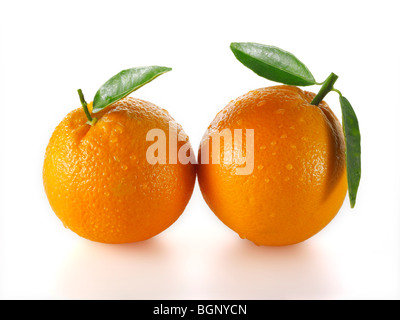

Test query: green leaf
[340,96,361,208]
[230,42,316,86]
[92,66,172,113]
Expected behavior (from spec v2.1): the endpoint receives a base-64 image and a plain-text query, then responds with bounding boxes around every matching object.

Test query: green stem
[332,88,343,97]
[310,72,339,106]
[77,89,97,125]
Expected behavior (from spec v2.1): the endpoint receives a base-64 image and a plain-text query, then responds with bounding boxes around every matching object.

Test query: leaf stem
[310,72,339,106]
[77,89,97,125]
[332,88,343,97]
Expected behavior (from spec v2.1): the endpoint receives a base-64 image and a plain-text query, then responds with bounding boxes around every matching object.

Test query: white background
[1,0,399,300]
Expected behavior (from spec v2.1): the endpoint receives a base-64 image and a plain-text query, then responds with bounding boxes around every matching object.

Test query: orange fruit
[43,97,196,244]
[198,85,347,246]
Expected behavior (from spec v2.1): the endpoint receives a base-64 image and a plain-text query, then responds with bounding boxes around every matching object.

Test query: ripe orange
[198,85,347,246]
[43,97,196,244]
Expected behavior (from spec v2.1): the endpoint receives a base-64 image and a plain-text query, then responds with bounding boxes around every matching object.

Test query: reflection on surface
[55,234,342,299]
[55,237,186,299]
[204,240,341,299]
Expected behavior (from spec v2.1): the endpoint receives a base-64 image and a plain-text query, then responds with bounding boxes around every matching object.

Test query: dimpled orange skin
[43,97,196,244]
[198,85,347,246]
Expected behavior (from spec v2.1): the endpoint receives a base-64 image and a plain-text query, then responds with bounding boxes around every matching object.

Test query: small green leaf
[230,42,316,86]
[92,66,172,113]
[340,96,361,208]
